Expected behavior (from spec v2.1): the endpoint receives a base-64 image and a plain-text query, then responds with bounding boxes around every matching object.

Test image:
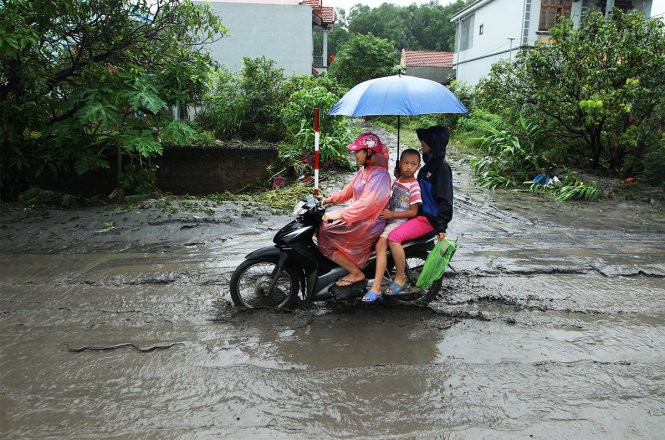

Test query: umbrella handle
[395,115,400,178]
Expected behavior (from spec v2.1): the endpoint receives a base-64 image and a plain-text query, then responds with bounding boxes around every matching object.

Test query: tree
[314,1,471,71]
[476,10,665,175]
[0,0,226,198]
[327,33,399,88]
[345,0,469,52]
[348,4,414,51]
[404,0,469,51]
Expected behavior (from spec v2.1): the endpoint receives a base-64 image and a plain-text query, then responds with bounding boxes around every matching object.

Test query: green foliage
[96,221,116,233]
[343,0,469,52]
[328,33,399,88]
[284,73,347,100]
[279,84,356,169]
[469,127,541,189]
[460,109,551,190]
[551,179,604,201]
[0,0,227,198]
[196,59,354,175]
[119,163,158,194]
[525,176,604,201]
[476,10,665,176]
[195,67,247,140]
[159,119,199,146]
[642,138,665,186]
[196,57,288,142]
[457,108,503,147]
[239,57,288,141]
[461,109,606,200]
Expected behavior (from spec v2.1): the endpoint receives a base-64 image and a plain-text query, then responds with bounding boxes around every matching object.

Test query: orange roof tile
[308,0,334,24]
[401,50,454,68]
[320,6,334,22]
[301,0,321,7]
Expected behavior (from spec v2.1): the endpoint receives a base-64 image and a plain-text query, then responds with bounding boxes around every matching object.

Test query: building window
[459,14,474,51]
[539,0,572,32]
[479,24,484,35]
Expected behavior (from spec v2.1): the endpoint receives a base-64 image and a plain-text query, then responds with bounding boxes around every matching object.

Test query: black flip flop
[331,279,366,300]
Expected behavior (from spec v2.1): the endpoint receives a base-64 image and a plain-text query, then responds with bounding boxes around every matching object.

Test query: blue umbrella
[329,74,468,157]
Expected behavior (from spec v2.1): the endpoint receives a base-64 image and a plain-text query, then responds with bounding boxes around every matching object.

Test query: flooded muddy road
[2,132,665,439]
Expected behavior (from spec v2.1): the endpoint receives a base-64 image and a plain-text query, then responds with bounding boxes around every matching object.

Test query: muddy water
[2,138,665,438]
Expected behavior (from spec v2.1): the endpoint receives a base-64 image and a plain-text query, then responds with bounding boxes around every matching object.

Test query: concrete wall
[28,145,279,198]
[405,66,456,85]
[453,0,525,86]
[199,1,313,75]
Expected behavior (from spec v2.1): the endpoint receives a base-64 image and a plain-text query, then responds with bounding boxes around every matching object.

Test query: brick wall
[156,145,278,195]
[23,144,279,199]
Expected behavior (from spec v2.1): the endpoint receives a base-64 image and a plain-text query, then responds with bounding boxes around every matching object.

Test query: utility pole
[508,37,515,62]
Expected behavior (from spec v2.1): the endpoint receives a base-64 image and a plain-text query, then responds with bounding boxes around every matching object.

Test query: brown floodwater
[2,132,665,438]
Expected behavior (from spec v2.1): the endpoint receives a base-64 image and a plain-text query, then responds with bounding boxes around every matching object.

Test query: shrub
[196,57,289,142]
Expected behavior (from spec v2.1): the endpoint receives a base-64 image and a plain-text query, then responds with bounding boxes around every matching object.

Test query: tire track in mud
[66,342,183,353]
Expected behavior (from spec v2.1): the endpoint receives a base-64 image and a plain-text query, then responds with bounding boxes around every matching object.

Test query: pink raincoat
[317,143,391,268]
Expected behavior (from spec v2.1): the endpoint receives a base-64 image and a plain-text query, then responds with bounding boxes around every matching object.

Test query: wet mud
[1,126,664,439]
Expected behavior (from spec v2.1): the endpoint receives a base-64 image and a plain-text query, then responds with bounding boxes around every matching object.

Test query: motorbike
[229,194,445,310]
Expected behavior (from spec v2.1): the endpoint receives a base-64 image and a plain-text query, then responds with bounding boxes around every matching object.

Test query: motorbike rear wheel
[229,257,300,310]
[386,250,443,306]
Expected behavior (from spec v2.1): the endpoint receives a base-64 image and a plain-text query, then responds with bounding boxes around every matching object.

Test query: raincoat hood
[416,125,449,160]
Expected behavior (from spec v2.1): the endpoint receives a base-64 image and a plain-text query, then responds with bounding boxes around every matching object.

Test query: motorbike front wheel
[229,257,300,310]
[387,250,443,306]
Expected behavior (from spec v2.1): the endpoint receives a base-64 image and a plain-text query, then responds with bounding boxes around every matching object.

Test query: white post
[322,30,328,67]
[605,0,615,18]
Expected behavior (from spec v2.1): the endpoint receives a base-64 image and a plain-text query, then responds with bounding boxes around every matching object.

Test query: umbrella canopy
[328,74,468,117]
[328,75,468,160]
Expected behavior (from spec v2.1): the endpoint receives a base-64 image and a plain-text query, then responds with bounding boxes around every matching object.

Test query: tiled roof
[305,0,334,24]
[401,50,454,68]
[320,6,334,22]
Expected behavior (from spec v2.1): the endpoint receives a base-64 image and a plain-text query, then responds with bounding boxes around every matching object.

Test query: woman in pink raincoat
[319,132,391,296]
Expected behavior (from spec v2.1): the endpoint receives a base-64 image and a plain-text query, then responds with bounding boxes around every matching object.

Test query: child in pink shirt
[363,149,422,302]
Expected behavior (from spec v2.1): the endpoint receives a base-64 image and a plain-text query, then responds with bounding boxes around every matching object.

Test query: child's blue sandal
[362,290,383,303]
[385,281,404,296]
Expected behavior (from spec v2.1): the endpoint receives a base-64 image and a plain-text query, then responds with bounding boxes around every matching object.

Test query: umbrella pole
[397,115,400,159]
[314,108,320,195]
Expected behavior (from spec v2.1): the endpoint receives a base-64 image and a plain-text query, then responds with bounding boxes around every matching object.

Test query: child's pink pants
[387,216,434,244]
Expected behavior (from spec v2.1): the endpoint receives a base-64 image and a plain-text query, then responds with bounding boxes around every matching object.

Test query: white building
[197,0,334,76]
[451,0,655,86]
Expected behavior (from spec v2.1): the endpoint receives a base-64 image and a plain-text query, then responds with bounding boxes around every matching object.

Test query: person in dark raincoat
[381,125,454,296]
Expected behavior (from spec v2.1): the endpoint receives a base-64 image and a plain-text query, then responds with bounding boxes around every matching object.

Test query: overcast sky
[325,0,665,19]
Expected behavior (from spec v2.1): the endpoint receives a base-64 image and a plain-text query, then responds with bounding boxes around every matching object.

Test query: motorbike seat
[364,230,436,263]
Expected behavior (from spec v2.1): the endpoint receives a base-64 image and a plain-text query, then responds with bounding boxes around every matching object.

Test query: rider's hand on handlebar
[322,211,342,223]
[437,232,446,241]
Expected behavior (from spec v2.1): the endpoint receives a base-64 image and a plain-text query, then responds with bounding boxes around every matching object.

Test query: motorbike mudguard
[245,245,283,261]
